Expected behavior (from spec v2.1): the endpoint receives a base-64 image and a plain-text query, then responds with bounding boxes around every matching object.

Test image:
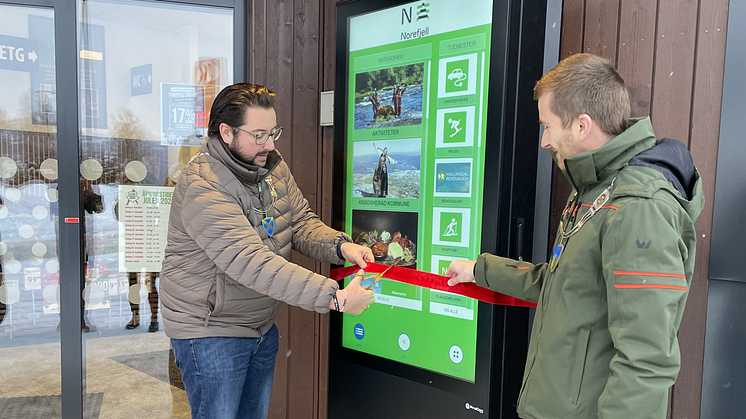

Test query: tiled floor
[0,329,191,418]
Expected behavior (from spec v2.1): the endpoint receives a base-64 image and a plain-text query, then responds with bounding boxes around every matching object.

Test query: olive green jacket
[475,118,704,419]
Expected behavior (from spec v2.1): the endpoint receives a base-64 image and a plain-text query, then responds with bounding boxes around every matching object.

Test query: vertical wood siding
[247,1,329,418]
[549,1,729,418]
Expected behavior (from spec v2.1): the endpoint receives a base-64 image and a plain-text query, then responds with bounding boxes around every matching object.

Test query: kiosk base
[328,359,491,419]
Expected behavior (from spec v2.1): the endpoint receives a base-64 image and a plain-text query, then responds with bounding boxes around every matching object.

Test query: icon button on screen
[399,333,411,351]
[449,345,463,364]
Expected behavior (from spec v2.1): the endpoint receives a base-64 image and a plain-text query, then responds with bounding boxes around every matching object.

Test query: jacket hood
[627,138,704,221]
[628,138,695,200]
[203,136,282,184]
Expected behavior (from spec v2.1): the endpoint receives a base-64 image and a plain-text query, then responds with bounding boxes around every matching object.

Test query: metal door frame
[0,1,245,416]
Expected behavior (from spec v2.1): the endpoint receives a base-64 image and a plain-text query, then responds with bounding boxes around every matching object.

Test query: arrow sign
[0,34,40,72]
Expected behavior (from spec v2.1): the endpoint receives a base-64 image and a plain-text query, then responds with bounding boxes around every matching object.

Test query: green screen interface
[341,0,494,382]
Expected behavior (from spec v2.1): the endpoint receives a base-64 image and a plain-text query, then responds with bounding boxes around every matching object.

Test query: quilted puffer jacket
[161,137,350,339]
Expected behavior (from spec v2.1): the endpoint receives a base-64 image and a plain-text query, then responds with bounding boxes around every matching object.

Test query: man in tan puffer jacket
[161,83,375,419]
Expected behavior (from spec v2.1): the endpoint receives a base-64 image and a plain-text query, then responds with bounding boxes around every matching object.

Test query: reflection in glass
[0,5,61,417]
[77,1,233,417]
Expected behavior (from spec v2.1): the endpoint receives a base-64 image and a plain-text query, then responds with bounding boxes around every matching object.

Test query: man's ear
[576,113,594,141]
[219,122,234,145]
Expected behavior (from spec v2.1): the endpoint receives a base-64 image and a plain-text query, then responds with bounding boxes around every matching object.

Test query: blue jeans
[171,324,279,419]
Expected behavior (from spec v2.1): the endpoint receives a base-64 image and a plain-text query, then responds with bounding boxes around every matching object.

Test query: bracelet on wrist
[340,289,347,312]
[332,293,340,311]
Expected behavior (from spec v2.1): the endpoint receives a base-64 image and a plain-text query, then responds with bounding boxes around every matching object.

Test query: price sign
[24,267,41,291]
[118,274,130,295]
[169,105,195,127]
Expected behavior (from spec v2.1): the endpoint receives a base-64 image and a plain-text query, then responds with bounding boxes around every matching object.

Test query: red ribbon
[330,263,536,308]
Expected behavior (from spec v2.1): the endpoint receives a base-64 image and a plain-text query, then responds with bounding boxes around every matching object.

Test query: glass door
[75,1,235,417]
[0,0,242,417]
[0,4,62,417]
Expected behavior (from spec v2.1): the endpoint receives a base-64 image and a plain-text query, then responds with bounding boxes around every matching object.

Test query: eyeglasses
[235,125,283,145]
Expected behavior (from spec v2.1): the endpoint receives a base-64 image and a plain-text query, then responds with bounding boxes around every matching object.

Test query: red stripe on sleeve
[614,271,686,278]
[615,284,688,291]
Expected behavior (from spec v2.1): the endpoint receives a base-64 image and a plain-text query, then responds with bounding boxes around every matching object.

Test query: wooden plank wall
[551,1,729,418]
[246,1,330,418]
[245,0,729,418]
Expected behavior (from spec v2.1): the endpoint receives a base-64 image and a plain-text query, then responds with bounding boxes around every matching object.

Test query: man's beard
[228,142,267,167]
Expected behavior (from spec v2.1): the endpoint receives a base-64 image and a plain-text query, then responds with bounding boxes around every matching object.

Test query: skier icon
[443,218,458,237]
[126,189,139,205]
[448,118,463,138]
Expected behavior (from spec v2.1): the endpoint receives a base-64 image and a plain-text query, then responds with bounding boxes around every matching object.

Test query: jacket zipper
[518,196,591,413]
[203,279,217,327]
[519,220,569,412]
[518,270,554,413]
[258,182,265,208]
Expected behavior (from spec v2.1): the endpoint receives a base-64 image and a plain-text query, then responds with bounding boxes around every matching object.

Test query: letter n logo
[402,7,412,24]
[636,239,652,249]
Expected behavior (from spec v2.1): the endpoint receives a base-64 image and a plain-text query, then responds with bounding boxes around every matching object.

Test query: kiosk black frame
[329,0,557,417]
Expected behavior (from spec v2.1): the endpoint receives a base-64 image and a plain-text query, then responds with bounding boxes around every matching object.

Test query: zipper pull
[203,310,212,327]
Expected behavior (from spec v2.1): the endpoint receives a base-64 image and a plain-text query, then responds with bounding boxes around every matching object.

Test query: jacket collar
[563,117,656,192]
[204,136,283,185]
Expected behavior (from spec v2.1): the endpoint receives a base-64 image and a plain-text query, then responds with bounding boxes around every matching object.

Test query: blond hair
[534,54,630,136]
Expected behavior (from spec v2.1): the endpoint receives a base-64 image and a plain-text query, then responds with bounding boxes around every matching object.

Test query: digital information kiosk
[329,0,560,417]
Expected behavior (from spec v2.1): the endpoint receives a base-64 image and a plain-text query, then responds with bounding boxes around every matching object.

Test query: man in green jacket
[447,54,704,419]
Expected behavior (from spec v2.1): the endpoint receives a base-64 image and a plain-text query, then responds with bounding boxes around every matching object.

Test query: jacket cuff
[316,278,340,313]
[335,233,353,261]
[474,254,489,289]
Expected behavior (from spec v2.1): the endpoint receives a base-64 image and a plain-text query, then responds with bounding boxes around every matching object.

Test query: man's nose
[540,130,550,149]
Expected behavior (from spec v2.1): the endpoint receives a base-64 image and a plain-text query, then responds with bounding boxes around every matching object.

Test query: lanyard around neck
[252,175,277,216]
[559,176,617,240]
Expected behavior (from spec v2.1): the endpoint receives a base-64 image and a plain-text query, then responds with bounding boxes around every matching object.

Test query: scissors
[363,259,400,290]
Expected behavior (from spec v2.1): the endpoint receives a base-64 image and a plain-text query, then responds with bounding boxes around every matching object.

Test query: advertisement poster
[118,185,173,272]
[342,0,493,382]
[160,83,206,146]
[194,57,228,130]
